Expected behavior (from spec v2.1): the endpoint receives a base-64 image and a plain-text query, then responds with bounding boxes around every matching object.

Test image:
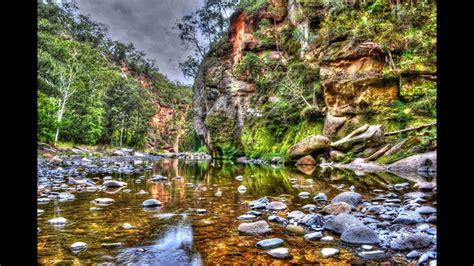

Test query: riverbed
[37,157,437,265]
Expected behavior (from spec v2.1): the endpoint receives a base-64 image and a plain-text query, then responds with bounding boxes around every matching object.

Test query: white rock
[92,198,115,206]
[70,242,87,251]
[298,192,310,198]
[320,236,334,242]
[235,175,243,181]
[362,245,373,250]
[136,190,148,195]
[122,223,135,229]
[48,217,67,225]
[321,248,339,258]
[267,247,290,259]
[238,185,247,193]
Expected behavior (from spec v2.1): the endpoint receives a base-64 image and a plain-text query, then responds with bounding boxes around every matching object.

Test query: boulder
[388,151,437,173]
[393,211,424,224]
[331,191,363,207]
[330,124,385,152]
[238,220,270,235]
[340,225,380,245]
[285,135,330,161]
[295,155,317,165]
[324,213,363,234]
[322,202,352,215]
[390,233,432,250]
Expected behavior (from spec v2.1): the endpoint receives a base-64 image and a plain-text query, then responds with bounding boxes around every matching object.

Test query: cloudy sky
[76,0,204,85]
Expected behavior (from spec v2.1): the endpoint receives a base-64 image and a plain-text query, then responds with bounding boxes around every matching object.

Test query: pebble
[48,217,67,225]
[357,250,387,260]
[255,238,284,250]
[235,175,243,181]
[314,193,328,202]
[406,250,419,258]
[238,185,247,193]
[321,248,339,258]
[298,192,310,198]
[287,210,305,219]
[267,247,291,259]
[416,206,436,215]
[285,224,305,236]
[136,190,148,195]
[142,199,161,207]
[321,236,334,242]
[304,231,323,241]
[266,201,287,211]
[122,223,135,229]
[92,198,115,206]
[70,242,87,252]
[196,209,207,214]
[302,204,317,211]
[362,245,373,250]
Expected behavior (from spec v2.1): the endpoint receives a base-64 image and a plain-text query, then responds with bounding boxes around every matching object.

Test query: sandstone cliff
[193,0,436,159]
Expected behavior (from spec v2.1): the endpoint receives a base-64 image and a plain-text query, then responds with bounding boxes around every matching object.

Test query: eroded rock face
[320,40,398,139]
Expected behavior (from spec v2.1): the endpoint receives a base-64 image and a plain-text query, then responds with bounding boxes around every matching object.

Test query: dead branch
[384,122,436,136]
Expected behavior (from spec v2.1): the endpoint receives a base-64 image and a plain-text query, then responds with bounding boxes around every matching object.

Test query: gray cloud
[76,0,204,85]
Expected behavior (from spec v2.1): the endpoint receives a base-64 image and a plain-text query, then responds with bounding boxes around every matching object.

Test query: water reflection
[38,158,433,265]
[116,214,202,266]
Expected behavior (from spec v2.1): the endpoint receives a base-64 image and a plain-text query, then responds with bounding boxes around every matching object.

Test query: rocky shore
[236,183,437,264]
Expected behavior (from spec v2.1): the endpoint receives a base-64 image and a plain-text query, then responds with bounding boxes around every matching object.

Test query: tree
[174,0,238,79]
[40,49,81,144]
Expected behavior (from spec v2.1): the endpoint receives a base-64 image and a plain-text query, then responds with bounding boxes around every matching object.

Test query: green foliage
[37,1,191,149]
[233,52,263,82]
[253,19,276,48]
[280,25,302,57]
[197,145,209,153]
[237,0,269,17]
[222,144,238,160]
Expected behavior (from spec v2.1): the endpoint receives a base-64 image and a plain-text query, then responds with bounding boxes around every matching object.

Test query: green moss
[242,115,324,159]
[204,111,237,156]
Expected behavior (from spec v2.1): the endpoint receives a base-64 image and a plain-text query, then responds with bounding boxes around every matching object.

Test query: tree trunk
[54,95,67,145]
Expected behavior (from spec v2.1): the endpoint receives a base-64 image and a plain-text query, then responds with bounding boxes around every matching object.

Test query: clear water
[37,158,427,265]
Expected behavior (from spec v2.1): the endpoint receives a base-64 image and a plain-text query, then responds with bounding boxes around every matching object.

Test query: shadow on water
[38,158,434,265]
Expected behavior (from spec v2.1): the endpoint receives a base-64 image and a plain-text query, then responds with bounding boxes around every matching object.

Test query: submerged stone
[256,238,284,250]
[266,201,287,211]
[267,247,291,259]
[238,220,270,235]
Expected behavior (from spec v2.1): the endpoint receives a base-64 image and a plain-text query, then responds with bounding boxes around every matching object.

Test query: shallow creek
[37,158,435,265]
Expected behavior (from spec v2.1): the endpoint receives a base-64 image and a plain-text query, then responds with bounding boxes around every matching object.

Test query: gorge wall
[193,0,436,159]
